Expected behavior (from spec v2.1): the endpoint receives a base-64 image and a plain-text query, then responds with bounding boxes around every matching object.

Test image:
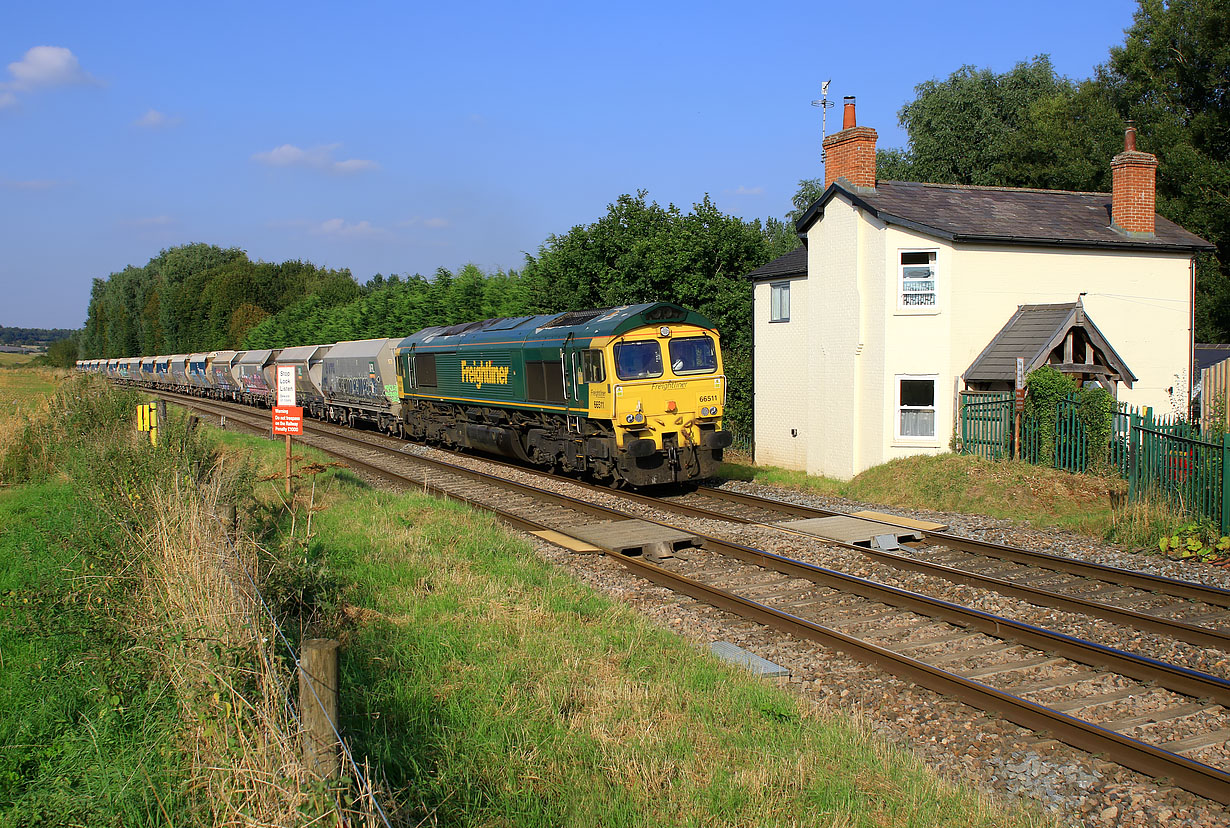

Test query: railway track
[152,390,1230,804]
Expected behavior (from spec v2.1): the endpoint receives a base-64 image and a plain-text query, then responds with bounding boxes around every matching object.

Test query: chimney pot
[822,95,878,191]
[1111,121,1157,236]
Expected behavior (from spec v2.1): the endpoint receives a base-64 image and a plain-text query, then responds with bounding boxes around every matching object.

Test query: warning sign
[277,365,296,407]
[272,406,303,435]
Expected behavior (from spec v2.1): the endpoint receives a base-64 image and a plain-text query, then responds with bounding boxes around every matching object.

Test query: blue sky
[2,0,1140,329]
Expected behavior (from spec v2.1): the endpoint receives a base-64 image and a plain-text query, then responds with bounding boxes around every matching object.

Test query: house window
[770,282,790,322]
[900,251,937,307]
[897,376,936,439]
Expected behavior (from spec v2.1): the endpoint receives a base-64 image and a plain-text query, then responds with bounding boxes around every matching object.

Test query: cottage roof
[746,246,808,282]
[795,180,1213,252]
[964,300,1136,387]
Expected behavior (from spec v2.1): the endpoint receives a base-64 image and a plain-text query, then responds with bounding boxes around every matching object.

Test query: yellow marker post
[136,402,157,446]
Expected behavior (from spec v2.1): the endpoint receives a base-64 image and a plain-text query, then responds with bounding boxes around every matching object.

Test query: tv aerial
[811,80,834,159]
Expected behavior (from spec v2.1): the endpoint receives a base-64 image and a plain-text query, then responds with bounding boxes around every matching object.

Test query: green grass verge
[0,482,184,825]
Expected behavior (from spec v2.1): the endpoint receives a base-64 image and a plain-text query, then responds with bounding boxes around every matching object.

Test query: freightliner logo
[460,359,510,389]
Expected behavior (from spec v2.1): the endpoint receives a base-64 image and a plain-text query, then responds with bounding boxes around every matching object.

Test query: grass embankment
[219,430,1050,826]
[1,376,371,825]
[721,452,1191,549]
[0,353,39,367]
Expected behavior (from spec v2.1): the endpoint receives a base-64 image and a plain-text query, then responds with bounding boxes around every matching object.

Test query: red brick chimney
[1110,122,1157,236]
[823,96,877,191]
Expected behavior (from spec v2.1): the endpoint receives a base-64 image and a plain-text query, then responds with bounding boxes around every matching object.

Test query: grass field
[0,367,64,418]
[0,352,38,367]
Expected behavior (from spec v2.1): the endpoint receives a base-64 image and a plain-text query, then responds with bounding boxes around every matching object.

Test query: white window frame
[895,374,938,442]
[898,249,938,311]
[769,281,790,322]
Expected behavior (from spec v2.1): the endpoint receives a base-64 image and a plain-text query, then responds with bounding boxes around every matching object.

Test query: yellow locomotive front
[588,321,731,486]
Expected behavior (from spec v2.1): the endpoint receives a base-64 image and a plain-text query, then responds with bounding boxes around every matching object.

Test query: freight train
[78,302,733,487]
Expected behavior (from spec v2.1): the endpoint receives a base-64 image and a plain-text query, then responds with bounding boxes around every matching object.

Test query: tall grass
[0,376,382,825]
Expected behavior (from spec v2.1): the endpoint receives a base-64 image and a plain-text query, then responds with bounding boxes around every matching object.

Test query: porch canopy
[964,299,1136,394]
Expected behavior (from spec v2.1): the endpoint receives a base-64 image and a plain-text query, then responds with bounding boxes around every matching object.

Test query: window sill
[891,440,941,448]
[768,318,790,323]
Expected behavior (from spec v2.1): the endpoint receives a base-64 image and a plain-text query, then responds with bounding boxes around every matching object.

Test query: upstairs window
[770,281,791,322]
[900,251,937,308]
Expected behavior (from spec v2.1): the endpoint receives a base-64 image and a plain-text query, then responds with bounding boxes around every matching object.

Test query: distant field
[0,367,64,420]
[0,352,37,366]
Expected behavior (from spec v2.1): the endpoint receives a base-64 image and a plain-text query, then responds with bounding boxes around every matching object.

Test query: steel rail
[160,393,1230,696]
[609,553,1230,806]
[154,389,1230,802]
[697,485,1230,609]
[155,390,1230,650]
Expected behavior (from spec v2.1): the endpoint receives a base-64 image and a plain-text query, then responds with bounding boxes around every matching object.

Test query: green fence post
[1222,432,1230,535]
[1128,412,1138,502]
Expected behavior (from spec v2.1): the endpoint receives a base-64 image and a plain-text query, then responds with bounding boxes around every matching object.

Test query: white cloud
[252,143,378,174]
[135,108,181,128]
[313,218,387,238]
[424,217,449,228]
[728,185,764,196]
[0,91,15,109]
[4,46,95,91]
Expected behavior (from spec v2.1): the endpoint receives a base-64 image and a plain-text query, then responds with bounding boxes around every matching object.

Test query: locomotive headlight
[625,414,635,424]
[635,412,644,423]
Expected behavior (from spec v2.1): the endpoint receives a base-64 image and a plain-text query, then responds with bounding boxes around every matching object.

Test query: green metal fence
[958,392,1230,531]
[958,392,1013,460]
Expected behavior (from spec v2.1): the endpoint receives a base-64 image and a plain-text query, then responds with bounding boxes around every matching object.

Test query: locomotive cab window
[668,336,717,375]
[614,341,663,380]
[580,349,605,383]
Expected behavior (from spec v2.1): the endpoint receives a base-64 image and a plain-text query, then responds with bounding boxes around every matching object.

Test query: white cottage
[749,97,1213,480]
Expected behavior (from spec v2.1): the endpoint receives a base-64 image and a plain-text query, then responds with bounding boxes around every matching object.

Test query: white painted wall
[754,190,1195,480]
[752,275,809,469]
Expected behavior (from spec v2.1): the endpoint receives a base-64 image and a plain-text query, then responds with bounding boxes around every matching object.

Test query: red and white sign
[272,406,303,435]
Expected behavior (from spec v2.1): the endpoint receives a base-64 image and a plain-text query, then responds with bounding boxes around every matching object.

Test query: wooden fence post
[300,638,341,779]
[155,399,167,447]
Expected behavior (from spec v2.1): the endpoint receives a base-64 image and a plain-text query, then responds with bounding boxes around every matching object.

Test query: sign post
[1014,358,1026,461]
[275,367,300,496]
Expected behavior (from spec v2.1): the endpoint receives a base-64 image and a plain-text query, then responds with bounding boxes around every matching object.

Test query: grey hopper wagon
[320,338,401,432]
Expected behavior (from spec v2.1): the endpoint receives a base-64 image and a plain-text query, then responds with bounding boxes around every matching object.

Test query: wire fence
[208,501,393,827]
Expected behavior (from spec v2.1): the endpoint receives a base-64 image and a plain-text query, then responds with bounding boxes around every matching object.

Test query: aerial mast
[811,80,834,160]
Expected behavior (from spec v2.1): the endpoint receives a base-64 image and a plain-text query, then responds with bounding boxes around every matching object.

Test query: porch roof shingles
[964,301,1137,386]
